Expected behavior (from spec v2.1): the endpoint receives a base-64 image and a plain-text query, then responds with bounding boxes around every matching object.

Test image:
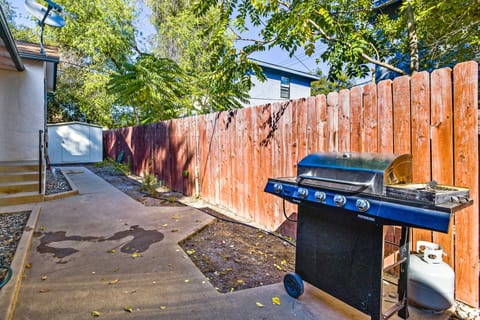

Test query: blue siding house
[245,59,319,107]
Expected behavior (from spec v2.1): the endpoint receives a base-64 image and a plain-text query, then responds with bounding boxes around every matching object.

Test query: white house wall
[0,61,45,162]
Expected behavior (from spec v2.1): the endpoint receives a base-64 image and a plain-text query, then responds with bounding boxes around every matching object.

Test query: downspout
[0,7,24,71]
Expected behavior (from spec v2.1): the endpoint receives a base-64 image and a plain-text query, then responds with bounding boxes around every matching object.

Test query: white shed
[47,122,103,164]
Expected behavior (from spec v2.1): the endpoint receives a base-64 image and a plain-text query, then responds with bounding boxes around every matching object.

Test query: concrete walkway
[11,168,451,320]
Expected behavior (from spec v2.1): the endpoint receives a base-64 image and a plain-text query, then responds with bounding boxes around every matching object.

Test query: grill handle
[297,174,373,187]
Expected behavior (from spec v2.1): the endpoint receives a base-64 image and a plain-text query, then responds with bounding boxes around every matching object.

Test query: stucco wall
[246,71,313,107]
[0,60,45,162]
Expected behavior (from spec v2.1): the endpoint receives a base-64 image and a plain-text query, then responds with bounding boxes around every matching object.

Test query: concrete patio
[1,167,455,319]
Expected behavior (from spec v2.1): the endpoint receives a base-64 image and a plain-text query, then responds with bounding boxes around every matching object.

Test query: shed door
[59,124,91,163]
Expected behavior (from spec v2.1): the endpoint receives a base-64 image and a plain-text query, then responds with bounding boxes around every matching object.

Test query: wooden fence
[104,61,479,306]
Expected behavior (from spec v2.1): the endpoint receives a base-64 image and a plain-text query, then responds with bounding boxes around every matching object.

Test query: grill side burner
[264,152,472,320]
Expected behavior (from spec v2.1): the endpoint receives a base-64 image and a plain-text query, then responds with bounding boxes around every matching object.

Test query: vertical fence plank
[326,92,339,152]
[338,89,351,152]
[392,76,411,155]
[453,61,479,306]
[411,71,433,244]
[306,96,317,154]
[297,98,309,160]
[316,95,328,152]
[350,86,363,152]
[363,83,378,152]
[377,80,394,154]
[417,72,450,254]
[245,107,255,221]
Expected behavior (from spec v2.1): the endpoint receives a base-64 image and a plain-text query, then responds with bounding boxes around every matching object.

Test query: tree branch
[308,18,407,75]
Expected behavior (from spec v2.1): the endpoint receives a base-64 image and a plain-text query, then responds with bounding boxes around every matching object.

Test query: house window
[280,76,290,99]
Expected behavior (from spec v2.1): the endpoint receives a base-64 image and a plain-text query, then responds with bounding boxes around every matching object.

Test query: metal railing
[38,129,43,194]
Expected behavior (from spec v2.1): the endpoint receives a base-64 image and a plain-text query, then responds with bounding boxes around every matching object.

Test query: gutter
[0,6,24,71]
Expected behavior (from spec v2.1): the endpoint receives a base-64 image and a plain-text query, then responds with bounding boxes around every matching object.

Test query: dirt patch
[86,163,296,293]
[179,208,295,293]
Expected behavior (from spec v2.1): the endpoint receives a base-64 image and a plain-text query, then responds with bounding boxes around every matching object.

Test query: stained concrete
[11,167,454,320]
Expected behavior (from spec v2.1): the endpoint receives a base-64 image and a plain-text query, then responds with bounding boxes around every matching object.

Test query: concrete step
[0,172,42,183]
[0,181,39,194]
[0,161,40,173]
[0,191,44,206]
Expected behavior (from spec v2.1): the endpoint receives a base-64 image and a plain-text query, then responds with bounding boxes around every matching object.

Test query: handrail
[39,130,43,194]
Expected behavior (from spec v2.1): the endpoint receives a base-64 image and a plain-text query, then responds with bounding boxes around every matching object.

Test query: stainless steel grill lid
[297,152,412,195]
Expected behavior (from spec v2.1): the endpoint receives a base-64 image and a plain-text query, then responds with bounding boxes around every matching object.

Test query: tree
[108,53,188,125]
[197,0,479,80]
[146,0,263,114]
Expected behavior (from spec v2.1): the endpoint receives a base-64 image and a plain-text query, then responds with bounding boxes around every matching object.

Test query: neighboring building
[0,5,59,205]
[245,59,319,107]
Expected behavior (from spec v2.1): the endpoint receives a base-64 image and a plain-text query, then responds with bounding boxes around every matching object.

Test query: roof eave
[0,7,24,71]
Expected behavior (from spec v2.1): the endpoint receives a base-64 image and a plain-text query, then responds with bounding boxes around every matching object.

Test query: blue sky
[8,0,328,75]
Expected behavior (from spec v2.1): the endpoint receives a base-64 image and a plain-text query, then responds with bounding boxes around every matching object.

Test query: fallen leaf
[159,306,167,310]
[281,259,287,265]
[184,279,189,283]
[108,279,119,285]
[107,249,116,253]
[131,252,142,258]
[258,234,264,238]
[162,223,168,227]
[91,310,101,317]
[272,296,281,305]
[41,275,48,281]
[124,306,133,313]
[236,279,244,284]
[186,249,196,255]
[225,267,233,272]
[39,226,45,231]
[256,302,265,308]
[25,263,32,269]
[274,263,283,271]
[171,229,179,233]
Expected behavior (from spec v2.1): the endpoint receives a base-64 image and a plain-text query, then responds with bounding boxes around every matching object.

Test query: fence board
[392,76,411,154]
[327,92,339,151]
[338,89,351,152]
[411,71,433,244]
[377,80,394,154]
[453,61,479,306]
[363,83,378,152]
[316,95,328,152]
[349,86,363,152]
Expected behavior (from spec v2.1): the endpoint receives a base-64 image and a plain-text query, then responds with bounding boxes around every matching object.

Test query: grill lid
[297,152,412,195]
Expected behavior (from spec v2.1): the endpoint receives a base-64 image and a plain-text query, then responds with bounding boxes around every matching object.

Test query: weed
[141,172,158,195]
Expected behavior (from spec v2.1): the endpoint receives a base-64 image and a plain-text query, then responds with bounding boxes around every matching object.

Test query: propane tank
[408,241,455,311]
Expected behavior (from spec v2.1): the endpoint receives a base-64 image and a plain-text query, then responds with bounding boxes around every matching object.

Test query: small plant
[141,172,158,195]
[182,170,189,178]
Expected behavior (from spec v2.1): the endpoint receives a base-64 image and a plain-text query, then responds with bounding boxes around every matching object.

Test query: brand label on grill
[357,214,375,222]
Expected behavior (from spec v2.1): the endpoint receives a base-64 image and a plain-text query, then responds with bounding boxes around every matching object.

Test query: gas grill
[264,152,472,320]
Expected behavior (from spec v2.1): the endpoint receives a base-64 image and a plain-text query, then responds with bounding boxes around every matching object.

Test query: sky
[8,0,328,75]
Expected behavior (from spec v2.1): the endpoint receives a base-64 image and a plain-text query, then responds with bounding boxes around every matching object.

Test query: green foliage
[108,53,188,124]
[140,171,158,195]
[311,70,356,96]
[146,0,259,114]
[197,0,480,79]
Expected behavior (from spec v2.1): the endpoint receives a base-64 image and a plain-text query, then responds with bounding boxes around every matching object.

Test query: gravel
[0,211,30,285]
[45,167,72,195]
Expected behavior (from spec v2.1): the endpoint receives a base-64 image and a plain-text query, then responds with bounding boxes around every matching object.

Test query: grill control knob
[273,183,283,193]
[314,191,326,202]
[333,194,347,207]
[356,199,370,212]
[298,188,309,198]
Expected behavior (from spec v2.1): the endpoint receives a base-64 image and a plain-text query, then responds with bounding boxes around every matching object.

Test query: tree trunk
[406,1,419,73]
